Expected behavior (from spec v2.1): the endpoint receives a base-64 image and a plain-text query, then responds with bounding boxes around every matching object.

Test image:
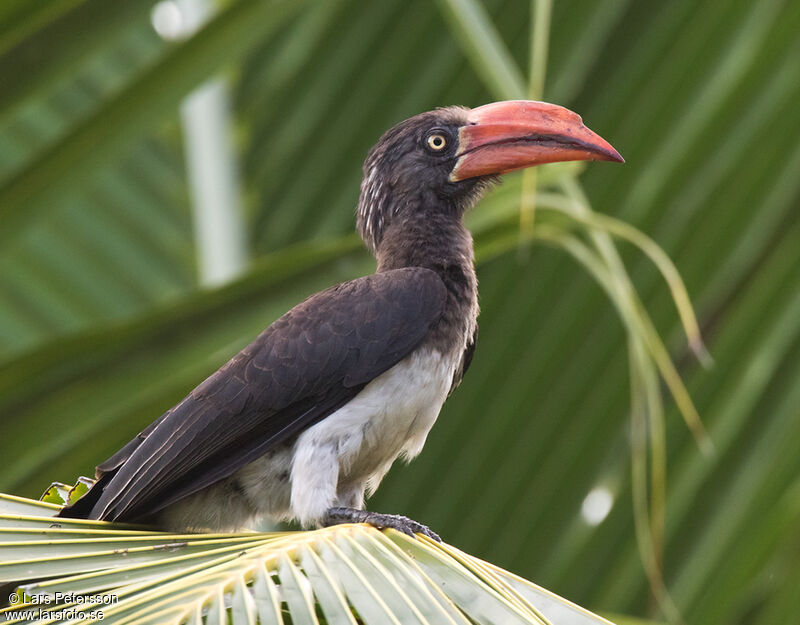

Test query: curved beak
[450,100,623,182]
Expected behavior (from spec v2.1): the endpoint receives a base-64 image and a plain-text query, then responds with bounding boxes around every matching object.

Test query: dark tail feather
[56,473,113,519]
[58,422,158,520]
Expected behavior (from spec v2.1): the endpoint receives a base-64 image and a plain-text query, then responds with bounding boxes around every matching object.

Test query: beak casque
[450,100,624,182]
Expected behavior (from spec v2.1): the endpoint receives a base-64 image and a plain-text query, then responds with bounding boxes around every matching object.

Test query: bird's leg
[322,507,441,542]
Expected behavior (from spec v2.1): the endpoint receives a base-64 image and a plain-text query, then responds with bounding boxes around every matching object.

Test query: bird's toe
[323,507,441,541]
[363,512,441,542]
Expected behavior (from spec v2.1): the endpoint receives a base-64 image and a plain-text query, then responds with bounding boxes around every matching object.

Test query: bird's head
[357,100,623,253]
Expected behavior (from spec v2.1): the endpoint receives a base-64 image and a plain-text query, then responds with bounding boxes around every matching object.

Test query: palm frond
[0,494,613,625]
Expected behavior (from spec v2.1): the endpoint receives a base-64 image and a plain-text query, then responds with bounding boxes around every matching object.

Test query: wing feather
[60,268,446,522]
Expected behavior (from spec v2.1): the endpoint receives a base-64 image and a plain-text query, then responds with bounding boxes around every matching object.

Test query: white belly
[289,348,458,525]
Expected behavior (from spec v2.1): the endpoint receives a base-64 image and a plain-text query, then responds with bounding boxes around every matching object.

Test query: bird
[59,100,622,540]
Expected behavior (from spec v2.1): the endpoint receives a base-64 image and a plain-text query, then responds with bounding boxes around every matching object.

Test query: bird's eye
[426,133,447,151]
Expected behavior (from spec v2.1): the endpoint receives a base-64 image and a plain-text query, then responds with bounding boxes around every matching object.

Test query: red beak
[450,100,623,182]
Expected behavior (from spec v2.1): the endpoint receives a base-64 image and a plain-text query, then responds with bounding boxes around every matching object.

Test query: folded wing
[59,268,447,522]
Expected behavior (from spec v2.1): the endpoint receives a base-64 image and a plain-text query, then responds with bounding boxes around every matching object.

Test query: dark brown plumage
[62,268,448,522]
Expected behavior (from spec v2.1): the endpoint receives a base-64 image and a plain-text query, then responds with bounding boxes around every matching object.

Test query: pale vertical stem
[562,177,686,621]
[529,0,551,99]
[629,341,683,625]
[519,0,552,250]
[646,353,667,573]
[177,0,248,287]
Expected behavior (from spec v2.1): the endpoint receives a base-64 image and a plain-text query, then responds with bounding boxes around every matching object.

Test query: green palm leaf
[0,494,613,625]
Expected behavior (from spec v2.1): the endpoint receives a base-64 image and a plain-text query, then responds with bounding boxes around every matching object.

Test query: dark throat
[376,213,474,285]
[375,212,478,355]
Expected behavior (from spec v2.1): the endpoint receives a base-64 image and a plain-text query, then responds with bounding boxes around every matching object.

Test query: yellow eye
[427,133,447,151]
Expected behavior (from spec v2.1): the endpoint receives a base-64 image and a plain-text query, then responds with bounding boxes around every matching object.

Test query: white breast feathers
[289,348,458,526]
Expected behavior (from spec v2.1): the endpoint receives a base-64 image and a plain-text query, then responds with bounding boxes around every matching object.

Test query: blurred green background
[1,1,799,624]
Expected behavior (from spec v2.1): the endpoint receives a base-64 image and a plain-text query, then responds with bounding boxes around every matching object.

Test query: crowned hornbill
[60,100,622,539]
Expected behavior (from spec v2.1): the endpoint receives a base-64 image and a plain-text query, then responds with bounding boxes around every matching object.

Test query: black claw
[323,507,441,542]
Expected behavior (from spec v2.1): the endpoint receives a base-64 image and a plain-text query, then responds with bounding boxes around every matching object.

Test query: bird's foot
[322,507,441,542]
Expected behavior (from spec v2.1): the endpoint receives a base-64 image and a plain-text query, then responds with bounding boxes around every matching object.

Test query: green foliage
[0,494,612,625]
[0,1,798,624]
